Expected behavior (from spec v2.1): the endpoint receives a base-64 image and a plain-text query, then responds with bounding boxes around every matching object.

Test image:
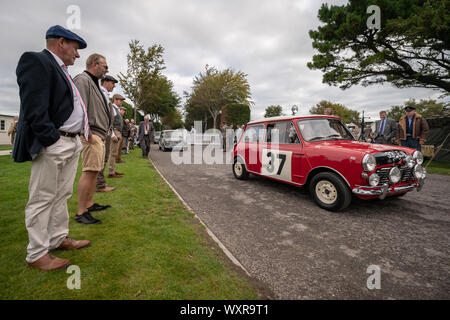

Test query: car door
[261,121,303,184]
[242,124,264,173]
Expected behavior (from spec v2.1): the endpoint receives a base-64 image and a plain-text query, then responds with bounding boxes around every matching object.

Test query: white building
[0,114,17,145]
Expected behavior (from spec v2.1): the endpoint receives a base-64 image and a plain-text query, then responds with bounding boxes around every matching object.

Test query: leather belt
[59,130,79,138]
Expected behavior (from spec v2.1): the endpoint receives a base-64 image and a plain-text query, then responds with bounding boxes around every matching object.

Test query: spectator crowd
[13,25,156,271]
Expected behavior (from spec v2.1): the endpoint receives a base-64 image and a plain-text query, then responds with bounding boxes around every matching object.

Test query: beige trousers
[108,130,122,175]
[25,135,82,263]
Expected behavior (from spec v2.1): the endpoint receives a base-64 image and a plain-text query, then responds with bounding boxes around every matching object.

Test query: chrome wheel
[315,180,338,205]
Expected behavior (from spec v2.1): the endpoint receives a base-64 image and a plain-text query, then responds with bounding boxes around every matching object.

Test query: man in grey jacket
[371,111,397,145]
[73,53,112,224]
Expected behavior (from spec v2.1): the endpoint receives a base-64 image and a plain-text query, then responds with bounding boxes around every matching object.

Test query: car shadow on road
[246,172,411,217]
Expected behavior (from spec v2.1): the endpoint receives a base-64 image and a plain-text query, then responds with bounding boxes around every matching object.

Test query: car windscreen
[165,131,183,139]
[297,118,355,142]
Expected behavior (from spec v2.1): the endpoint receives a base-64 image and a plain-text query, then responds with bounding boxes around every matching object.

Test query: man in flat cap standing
[73,54,112,224]
[96,75,118,193]
[14,25,91,271]
[108,94,126,178]
[396,105,429,151]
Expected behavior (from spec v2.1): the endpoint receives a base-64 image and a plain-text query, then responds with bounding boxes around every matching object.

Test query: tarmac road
[149,144,449,299]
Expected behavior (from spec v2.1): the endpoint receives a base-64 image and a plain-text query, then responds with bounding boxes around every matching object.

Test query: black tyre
[309,172,352,211]
[232,157,249,180]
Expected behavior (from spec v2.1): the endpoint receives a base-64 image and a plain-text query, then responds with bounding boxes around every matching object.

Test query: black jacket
[13,49,74,162]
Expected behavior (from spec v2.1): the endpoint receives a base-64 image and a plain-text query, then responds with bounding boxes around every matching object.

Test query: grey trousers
[25,135,82,263]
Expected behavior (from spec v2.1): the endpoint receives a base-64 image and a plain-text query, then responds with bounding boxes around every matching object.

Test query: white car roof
[247,115,340,125]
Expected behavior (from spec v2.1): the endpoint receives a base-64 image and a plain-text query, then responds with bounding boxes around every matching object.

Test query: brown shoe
[27,253,70,271]
[108,173,123,178]
[115,171,124,176]
[96,186,116,192]
[55,237,91,250]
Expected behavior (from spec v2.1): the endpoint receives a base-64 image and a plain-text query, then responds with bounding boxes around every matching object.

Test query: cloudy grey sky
[0,0,445,121]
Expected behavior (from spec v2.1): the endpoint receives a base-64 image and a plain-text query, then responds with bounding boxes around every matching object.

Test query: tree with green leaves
[310,100,360,124]
[122,101,143,123]
[221,103,251,126]
[187,65,252,129]
[118,40,166,122]
[141,75,181,118]
[308,0,450,92]
[387,98,449,120]
[161,108,184,129]
[264,105,284,118]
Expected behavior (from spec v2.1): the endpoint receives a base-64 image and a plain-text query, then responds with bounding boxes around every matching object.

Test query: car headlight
[413,151,424,165]
[369,173,380,186]
[389,167,401,184]
[362,154,376,172]
[414,164,426,180]
[405,155,415,168]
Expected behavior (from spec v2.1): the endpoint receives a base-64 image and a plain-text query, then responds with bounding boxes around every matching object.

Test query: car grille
[375,150,408,166]
[376,166,415,185]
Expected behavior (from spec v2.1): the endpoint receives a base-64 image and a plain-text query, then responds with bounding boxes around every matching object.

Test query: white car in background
[158,130,187,151]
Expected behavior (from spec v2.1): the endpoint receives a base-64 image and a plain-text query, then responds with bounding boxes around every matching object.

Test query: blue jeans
[401,137,421,151]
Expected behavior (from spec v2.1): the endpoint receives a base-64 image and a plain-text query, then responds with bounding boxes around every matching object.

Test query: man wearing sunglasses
[73,54,112,224]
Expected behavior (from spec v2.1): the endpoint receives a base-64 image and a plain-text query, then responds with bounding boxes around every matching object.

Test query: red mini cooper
[232,115,426,211]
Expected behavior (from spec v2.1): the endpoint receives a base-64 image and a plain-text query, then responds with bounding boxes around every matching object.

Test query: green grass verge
[424,160,450,175]
[0,149,261,299]
[0,145,12,151]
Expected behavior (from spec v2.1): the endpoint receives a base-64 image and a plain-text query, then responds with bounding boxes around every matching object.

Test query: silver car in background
[158,130,187,151]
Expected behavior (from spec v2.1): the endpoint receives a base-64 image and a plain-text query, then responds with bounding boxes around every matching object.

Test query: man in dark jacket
[138,116,155,157]
[14,25,90,271]
[372,111,397,145]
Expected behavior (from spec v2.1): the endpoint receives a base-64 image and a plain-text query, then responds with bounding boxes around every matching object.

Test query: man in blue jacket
[14,25,91,271]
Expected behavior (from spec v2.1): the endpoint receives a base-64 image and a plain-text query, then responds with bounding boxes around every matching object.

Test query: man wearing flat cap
[96,75,119,193]
[14,25,91,271]
[396,105,429,151]
[108,94,127,178]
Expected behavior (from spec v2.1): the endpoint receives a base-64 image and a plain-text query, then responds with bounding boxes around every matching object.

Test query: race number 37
[261,149,292,181]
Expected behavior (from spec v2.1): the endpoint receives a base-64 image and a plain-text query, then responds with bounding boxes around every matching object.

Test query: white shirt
[47,49,84,133]
[100,85,110,102]
[100,85,117,138]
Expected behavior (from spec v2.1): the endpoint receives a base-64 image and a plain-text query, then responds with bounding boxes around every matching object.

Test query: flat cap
[113,94,126,101]
[45,25,87,49]
[404,106,416,111]
[103,75,118,83]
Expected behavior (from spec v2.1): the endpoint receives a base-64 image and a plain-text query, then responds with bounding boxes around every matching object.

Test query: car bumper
[164,143,186,149]
[352,179,425,199]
